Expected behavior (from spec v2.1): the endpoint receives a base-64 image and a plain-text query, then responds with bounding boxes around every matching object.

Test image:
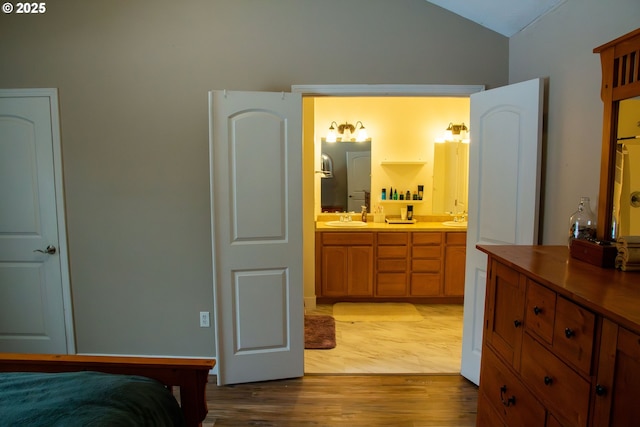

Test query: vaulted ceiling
[425,0,566,37]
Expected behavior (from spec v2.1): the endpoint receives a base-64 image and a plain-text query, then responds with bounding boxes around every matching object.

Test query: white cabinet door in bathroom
[460,78,544,385]
[209,90,303,385]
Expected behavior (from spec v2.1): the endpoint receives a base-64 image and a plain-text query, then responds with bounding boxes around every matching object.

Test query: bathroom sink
[326,221,368,227]
[442,221,467,227]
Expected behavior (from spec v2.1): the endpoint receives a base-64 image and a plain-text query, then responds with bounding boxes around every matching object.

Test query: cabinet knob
[595,384,606,396]
[544,376,553,386]
[513,320,522,328]
[533,306,542,315]
[564,327,575,338]
[500,385,516,407]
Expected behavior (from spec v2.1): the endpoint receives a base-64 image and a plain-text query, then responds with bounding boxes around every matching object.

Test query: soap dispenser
[361,206,368,223]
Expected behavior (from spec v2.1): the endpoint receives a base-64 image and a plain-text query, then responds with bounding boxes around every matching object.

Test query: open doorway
[296,85,482,374]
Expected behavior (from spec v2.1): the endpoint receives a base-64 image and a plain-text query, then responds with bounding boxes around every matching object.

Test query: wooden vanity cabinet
[376,232,409,296]
[316,232,373,297]
[410,232,443,296]
[477,245,640,427]
[444,232,466,296]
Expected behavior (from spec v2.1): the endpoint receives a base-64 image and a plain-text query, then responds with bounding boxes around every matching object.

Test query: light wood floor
[305,304,463,374]
[204,374,478,426]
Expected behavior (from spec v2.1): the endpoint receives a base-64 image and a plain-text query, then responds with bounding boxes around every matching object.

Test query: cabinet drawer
[445,232,466,245]
[378,245,408,258]
[322,232,373,245]
[553,296,595,375]
[520,333,590,427]
[377,258,407,272]
[410,273,440,296]
[412,246,441,259]
[480,347,545,427]
[378,232,408,245]
[412,259,441,272]
[376,273,407,296]
[412,232,442,245]
[525,279,556,345]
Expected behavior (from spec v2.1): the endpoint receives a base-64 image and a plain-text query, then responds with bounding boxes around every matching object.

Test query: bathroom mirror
[320,140,371,213]
[432,142,469,216]
[612,97,640,236]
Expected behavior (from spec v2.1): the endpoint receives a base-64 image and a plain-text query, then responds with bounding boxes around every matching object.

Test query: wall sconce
[326,121,370,142]
[436,122,470,143]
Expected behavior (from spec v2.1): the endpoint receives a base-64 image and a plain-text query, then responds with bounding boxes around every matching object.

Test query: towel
[615,236,640,271]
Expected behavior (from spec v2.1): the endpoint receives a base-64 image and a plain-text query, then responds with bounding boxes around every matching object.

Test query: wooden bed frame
[0,353,215,427]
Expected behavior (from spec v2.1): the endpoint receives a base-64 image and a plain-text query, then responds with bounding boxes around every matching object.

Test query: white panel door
[346,151,371,212]
[0,89,72,354]
[460,78,543,384]
[209,90,303,385]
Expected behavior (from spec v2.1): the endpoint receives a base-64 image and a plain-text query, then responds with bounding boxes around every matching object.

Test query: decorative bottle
[568,197,596,244]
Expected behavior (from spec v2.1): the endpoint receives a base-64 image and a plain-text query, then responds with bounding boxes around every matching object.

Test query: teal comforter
[0,371,185,426]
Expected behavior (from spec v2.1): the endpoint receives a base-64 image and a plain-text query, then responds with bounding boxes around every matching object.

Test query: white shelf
[379,199,424,204]
[380,161,426,165]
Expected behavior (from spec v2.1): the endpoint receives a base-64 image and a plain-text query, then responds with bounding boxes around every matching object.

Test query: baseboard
[304,296,317,311]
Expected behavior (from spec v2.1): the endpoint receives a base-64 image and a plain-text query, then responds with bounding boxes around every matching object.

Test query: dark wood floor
[203,374,478,426]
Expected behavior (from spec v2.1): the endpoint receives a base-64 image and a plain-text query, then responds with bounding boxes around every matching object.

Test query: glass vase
[568,196,596,245]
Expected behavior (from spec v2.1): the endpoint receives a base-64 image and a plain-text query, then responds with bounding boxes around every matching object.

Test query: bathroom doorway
[295,84,481,374]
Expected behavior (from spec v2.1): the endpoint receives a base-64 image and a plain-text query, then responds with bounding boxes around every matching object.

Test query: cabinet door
[592,319,640,426]
[444,245,466,296]
[348,246,373,296]
[321,246,348,296]
[485,260,525,370]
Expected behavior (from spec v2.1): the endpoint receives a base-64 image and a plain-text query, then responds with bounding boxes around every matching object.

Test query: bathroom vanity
[314,221,466,303]
[476,245,640,426]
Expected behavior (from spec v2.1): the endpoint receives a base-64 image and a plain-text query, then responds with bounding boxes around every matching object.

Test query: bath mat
[304,315,336,349]
[333,302,423,322]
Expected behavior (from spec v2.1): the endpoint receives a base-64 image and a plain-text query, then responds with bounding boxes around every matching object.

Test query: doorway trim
[292,84,485,311]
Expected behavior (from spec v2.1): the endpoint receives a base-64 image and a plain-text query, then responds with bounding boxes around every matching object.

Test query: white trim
[0,88,75,354]
[291,84,485,97]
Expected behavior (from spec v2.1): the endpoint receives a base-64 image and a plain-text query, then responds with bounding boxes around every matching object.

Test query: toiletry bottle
[361,206,368,223]
[381,188,386,200]
[407,205,413,221]
[393,189,398,200]
[418,185,424,200]
[405,190,411,200]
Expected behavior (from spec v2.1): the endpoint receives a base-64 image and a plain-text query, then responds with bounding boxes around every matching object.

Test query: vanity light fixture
[326,121,371,142]
[436,122,470,143]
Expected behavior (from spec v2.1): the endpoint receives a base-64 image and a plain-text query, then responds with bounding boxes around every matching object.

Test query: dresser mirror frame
[593,28,640,241]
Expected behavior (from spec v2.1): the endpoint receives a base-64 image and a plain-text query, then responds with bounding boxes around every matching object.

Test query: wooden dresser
[476,245,640,427]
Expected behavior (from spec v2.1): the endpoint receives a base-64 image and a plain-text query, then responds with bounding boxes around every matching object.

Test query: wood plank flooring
[305,304,463,374]
[203,374,478,426]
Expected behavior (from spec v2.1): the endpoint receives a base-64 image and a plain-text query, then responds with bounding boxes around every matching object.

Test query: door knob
[34,245,57,255]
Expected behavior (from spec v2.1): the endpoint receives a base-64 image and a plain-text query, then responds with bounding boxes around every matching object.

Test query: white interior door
[0,89,72,354]
[346,151,371,212]
[460,78,543,385]
[209,90,303,385]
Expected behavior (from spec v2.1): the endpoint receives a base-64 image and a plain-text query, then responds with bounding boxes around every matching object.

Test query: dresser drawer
[412,246,441,258]
[412,232,442,245]
[378,232,408,245]
[378,245,408,258]
[553,296,595,375]
[410,273,440,296]
[520,333,590,427]
[480,347,545,427]
[525,279,556,345]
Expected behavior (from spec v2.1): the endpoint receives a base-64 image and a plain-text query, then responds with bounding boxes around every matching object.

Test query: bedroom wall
[509,0,640,244]
[0,0,507,357]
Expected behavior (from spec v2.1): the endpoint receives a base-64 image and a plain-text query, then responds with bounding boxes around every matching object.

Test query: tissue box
[570,238,617,268]
[373,213,386,223]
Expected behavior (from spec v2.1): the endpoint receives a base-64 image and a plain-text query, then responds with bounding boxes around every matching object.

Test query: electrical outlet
[199,311,210,328]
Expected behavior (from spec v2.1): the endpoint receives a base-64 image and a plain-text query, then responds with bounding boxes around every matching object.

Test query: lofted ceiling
[425,0,566,37]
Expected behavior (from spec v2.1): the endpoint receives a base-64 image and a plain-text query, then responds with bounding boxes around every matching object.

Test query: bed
[0,353,215,426]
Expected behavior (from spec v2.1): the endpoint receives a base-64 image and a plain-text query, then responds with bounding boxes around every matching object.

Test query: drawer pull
[564,327,575,338]
[500,385,516,407]
[514,320,522,328]
[595,384,606,396]
[544,376,553,386]
[533,306,542,315]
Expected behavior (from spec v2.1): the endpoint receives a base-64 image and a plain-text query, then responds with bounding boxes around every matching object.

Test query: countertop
[315,221,467,231]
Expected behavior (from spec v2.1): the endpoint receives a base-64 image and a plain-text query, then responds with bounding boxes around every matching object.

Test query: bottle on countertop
[568,196,596,246]
[361,206,368,223]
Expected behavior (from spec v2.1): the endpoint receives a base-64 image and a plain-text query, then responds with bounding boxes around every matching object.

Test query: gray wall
[0,0,507,356]
[509,0,640,244]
